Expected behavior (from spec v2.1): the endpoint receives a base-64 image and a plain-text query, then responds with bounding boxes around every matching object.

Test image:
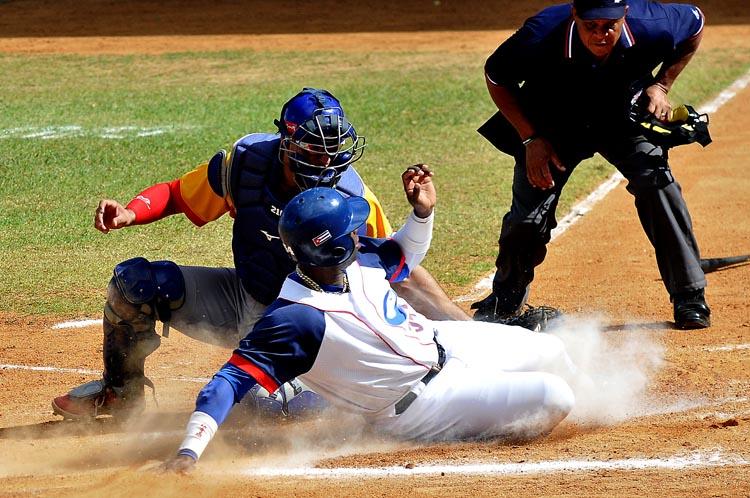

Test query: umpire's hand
[524,137,565,190]
[402,164,436,218]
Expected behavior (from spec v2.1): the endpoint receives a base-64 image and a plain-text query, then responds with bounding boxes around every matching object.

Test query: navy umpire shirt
[484,0,704,143]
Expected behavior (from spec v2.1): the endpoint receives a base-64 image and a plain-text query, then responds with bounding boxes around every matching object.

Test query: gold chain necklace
[295,266,349,293]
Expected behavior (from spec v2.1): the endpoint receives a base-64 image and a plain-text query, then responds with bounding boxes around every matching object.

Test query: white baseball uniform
[177,212,576,460]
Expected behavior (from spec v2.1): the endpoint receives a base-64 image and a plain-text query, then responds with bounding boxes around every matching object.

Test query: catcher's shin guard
[101,300,161,404]
[53,259,184,420]
[52,297,161,419]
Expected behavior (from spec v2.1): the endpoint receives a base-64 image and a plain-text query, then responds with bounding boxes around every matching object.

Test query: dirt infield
[1,1,749,496]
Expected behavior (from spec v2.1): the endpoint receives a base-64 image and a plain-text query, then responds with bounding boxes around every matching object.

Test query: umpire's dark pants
[494,133,706,310]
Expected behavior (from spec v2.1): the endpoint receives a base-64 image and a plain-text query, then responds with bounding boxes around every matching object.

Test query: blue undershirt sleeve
[192,361,264,426]
[193,375,242,426]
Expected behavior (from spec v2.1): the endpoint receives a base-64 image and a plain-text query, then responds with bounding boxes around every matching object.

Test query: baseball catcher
[52,88,468,421]
[162,166,580,472]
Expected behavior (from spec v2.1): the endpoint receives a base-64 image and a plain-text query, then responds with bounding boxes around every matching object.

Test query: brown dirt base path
[1,1,749,496]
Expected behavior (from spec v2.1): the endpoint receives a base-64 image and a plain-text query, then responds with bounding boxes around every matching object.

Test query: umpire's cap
[573,0,627,20]
[280,187,370,267]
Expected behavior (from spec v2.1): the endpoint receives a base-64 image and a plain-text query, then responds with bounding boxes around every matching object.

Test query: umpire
[472,0,710,329]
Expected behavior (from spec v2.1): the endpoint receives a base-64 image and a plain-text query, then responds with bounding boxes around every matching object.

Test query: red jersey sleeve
[126,162,231,226]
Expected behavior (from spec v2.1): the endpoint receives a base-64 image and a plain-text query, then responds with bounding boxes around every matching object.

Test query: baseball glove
[241,378,327,418]
[628,91,711,149]
[474,304,563,332]
[496,305,563,332]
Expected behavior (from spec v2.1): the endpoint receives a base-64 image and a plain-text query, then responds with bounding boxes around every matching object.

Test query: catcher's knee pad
[112,257,186,322]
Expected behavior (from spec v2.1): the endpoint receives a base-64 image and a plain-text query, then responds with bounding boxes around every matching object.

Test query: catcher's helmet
[276,88,366,189]
[279,187,370,267]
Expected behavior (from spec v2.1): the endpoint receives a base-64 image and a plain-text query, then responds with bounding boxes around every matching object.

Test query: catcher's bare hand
[94,199,136,233]
[160,454,196,474]
[525,137,565,190]
[402,164,436,218]
[644,83,672,122]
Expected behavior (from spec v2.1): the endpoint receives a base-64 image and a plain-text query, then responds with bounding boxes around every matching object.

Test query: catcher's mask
[279,187,370,267]
[276,88,366,190]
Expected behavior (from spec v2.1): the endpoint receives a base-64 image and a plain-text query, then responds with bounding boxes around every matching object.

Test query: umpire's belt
[394,339,446,415]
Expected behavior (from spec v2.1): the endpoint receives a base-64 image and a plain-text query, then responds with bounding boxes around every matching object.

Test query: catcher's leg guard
[52,258,184,419]
[101,296,161,404]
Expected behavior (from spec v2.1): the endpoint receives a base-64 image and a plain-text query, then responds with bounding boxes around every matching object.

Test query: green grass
[1,48,748,315]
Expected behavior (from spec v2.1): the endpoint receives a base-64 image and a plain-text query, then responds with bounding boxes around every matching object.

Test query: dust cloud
[205,408,407,470]
[550,315,666,425]
[0,319,667,481]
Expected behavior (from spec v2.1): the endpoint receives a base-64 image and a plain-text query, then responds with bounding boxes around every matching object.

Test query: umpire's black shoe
[471,293,511,322]
[471,286,530,323]
[672,289,711,330]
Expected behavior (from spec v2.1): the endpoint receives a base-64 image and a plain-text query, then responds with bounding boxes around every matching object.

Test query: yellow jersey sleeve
[175,162,232,226]
[362,184,393,237]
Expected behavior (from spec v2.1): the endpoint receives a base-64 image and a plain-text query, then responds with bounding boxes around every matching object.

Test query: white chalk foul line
[456,66,750,302]
[0,125,198,140]
[700,69,750,114]
[703,343,750,352]
[241,450,747,478]
[52,318,100,329]
[0,363,208,383]
[0,364,99,375]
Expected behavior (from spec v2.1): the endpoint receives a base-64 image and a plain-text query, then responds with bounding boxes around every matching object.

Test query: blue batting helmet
[275,88,366,190]
[279,187,370,267]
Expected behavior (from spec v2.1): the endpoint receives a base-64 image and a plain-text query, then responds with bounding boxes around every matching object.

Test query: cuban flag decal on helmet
[312,230,332,247]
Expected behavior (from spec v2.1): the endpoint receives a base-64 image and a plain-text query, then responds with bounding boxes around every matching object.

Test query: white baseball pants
[372,321,576,441]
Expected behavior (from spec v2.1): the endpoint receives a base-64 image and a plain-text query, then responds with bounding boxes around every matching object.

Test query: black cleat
[471,286,530,323]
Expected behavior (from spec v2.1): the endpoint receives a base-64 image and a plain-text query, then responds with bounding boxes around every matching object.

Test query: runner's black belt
[394,338,446,415]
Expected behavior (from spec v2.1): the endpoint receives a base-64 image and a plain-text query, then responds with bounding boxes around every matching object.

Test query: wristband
[178,411,218,460]
[522,135,539,146]
[654,82,669,94]
[177,448,198,461]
